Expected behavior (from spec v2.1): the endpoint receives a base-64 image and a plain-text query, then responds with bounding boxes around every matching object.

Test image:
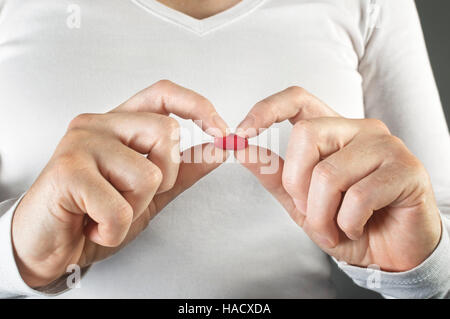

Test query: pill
[214,134,248,150]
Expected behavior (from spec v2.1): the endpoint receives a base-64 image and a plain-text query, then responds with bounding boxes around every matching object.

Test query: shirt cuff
[333,216,450,299]
[0,195,41,297]
[0,195,83,298]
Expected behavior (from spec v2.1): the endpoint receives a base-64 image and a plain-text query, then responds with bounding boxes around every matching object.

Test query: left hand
[235,86,442,272]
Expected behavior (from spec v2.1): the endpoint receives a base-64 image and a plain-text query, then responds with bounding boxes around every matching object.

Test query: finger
[66,167,134,247]
[68,112,180,193]
[112,80,228,137]
[79,206,155,266]
[85,143,229,261]
[152,143,229,213]
[303,134,391,247]
[234,145,305,225]
[92,139,163,222]
[282,118,389,214]
[336,158,430,241]
[237,86,339,138]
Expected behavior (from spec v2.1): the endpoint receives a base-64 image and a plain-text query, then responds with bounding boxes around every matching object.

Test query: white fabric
[0,0,449,298]
[335,218,450,299]
[0,196,38,298]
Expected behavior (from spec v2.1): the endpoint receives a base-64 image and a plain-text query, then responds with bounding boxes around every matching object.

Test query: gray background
[417,0,450,125]
[332,0,450,299]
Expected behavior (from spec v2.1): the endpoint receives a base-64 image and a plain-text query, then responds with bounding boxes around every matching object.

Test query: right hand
[12,80,229,288]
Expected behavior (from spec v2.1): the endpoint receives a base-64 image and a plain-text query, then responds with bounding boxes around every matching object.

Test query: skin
[235,86,442,272]
[13,83,442,289]
[12,80,230,287]
[11,2,442,288]
[156,0,242,19]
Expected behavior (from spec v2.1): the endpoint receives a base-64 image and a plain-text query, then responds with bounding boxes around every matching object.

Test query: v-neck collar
[132,0,265,36]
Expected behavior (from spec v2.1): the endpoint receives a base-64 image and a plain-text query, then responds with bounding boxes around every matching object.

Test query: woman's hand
[12,80,229,288]
[235,86,442,272]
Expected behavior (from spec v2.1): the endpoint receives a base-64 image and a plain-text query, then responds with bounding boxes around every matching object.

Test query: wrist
[11,199,67,288]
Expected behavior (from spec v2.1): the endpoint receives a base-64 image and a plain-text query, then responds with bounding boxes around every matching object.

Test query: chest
[0,0,365,193]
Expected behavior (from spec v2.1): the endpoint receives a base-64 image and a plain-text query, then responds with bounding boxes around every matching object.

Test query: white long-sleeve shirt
[0,0,449,299]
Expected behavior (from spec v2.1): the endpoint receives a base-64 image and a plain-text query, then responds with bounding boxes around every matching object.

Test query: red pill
[214,134,248,150]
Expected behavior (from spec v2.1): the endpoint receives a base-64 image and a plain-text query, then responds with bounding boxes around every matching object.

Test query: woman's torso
[0,0,368,298]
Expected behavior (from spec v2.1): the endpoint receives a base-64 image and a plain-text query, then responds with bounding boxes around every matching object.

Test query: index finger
[112,80,228,137]
[234,145,305,226]
[237,86,339,138]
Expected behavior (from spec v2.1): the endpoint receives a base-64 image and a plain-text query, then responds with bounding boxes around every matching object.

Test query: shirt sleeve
[335,0,450,299]
[334,216,450,299]
[0,195,41,298]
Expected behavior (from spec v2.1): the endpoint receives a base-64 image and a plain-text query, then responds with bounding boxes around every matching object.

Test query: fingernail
[212,114,228,136]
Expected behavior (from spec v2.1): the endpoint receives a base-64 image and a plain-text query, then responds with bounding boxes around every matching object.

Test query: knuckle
[103,235,124,248]
[366,118,390,134]
[68,113,96,130]
[411,160,428,180]
[287,86,311,106]
[155,115,180,142]
[51,153,89,179]
[258,97,275,110]
[64,127,93,144]
[313,161,338,185]
[346,185,367,207]
[164,117,181,136]
[97,202,134,248]
[375,135,404,159]
[52,154,75,173]
[254,99,277,123]
[287,85,308,98]
[114,201,134,228]
[194,95,213,111]
[399,154,425,173]
[381,135,417,163]
[293,120,316,140]
[152,79,173,91]
[337,215,360,238]
[387,135,405,148]
[256,98,272,110]
[282,174,299,195]
[389,159,428,187]
[380,134,404,151]
[406,161,431,194]
[58,128,97,159]
[143,164,163,188]
[159,177,176,193]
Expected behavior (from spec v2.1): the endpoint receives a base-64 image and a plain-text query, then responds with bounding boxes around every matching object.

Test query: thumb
[79,143,228,266]
[237,87,339,138]
[234,145,305,225]
[152,143,229,213]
